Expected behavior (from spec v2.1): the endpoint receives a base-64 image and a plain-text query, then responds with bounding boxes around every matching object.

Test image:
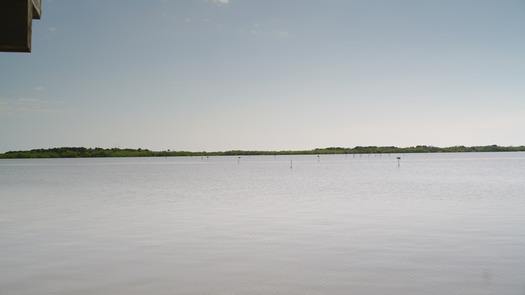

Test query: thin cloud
[0,98,65,114]
[274,30,289,37]
[15,98,49,105]
[0,101,9,112]
[242,23,290,38]
[212,0,230,5]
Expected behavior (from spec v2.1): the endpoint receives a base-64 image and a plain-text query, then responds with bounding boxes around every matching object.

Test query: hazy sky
[1,0,524,152]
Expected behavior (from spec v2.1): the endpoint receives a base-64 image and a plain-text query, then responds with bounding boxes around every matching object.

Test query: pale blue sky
[1,0,524,152]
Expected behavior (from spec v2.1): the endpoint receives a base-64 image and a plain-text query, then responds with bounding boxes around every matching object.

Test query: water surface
[1,153,525,294]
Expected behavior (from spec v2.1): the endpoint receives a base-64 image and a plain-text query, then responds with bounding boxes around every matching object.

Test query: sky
[1,0,524,152]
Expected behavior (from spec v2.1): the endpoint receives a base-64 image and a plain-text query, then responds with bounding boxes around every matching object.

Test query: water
[1,153,525,295]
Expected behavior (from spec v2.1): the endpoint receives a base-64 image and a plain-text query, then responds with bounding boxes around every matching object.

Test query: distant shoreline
[1,145,524,159]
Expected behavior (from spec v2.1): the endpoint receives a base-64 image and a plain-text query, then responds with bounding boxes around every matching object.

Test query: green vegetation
[0,145,524,159]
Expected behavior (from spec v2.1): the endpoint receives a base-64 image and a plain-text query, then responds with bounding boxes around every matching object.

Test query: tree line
[0,145,524,159]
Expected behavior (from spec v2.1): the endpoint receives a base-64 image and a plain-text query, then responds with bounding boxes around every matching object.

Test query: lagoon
[1,153,525,294]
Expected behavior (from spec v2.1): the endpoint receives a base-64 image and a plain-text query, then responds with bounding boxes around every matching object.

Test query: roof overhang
[0,0,42,52]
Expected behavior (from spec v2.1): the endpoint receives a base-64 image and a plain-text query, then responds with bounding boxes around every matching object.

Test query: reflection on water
[1,153,525,294]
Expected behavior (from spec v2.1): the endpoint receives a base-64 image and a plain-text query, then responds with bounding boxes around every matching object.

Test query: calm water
[1,153,525,295]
